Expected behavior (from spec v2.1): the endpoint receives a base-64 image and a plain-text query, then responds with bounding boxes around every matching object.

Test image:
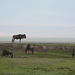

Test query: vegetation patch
[0,43,75,75]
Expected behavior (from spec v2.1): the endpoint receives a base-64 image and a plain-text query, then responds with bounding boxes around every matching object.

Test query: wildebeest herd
[1,34,75,58]
[1,44,75,58]
[1,34,34,58]
[1,44,34,58]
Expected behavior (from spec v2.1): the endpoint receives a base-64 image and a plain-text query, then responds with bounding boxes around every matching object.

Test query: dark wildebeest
[12,34,26,43]
[1,50,13,58]
[25,44,34,54]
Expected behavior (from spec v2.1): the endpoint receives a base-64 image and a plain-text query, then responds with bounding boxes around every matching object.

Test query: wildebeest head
[22,34,26,38]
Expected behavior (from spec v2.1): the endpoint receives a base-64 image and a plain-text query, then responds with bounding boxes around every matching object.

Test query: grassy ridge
[0,43,75,75]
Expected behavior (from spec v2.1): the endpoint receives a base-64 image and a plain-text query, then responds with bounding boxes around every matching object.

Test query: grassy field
[0,43,75,75]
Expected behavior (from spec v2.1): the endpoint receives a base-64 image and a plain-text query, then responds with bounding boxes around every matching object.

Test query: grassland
[0,43,75,75]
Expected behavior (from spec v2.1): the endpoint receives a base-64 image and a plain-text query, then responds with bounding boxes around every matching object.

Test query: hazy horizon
[0,37,75,43]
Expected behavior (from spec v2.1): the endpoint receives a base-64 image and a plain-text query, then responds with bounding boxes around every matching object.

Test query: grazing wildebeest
[12,34,26,43]
[1,50,13,58]
[25,44,34,54]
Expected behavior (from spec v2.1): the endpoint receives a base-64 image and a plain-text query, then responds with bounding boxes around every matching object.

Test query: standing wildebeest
[25,44,34,54]
[12,34,26,43]
[1,50,13,58]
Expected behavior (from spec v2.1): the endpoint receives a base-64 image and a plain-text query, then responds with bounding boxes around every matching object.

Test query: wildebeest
[1,50,13,58]
[25,44,34,54]
[12,34,26,43]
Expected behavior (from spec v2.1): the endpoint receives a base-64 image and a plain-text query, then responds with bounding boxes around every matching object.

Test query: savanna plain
[0,43,75,75]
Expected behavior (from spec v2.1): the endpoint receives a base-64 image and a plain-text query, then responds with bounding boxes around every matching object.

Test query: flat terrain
[0,43,75,75]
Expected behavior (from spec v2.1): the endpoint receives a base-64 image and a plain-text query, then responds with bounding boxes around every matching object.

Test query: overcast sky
[0,0,75,38]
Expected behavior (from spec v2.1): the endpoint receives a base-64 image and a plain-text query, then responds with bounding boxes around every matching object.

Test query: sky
[0,0,75,38]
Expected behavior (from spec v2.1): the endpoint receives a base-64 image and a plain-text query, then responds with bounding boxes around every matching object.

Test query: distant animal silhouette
[12,34,26,43]
[1,50,13,58]
[25,44,34,54]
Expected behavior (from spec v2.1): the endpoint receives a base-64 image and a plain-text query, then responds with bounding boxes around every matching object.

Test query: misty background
[0,0,75,42]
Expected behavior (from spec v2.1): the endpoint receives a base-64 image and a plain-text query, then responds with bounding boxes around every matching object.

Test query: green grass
[0,43,75,75]
[0,52,75,75]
